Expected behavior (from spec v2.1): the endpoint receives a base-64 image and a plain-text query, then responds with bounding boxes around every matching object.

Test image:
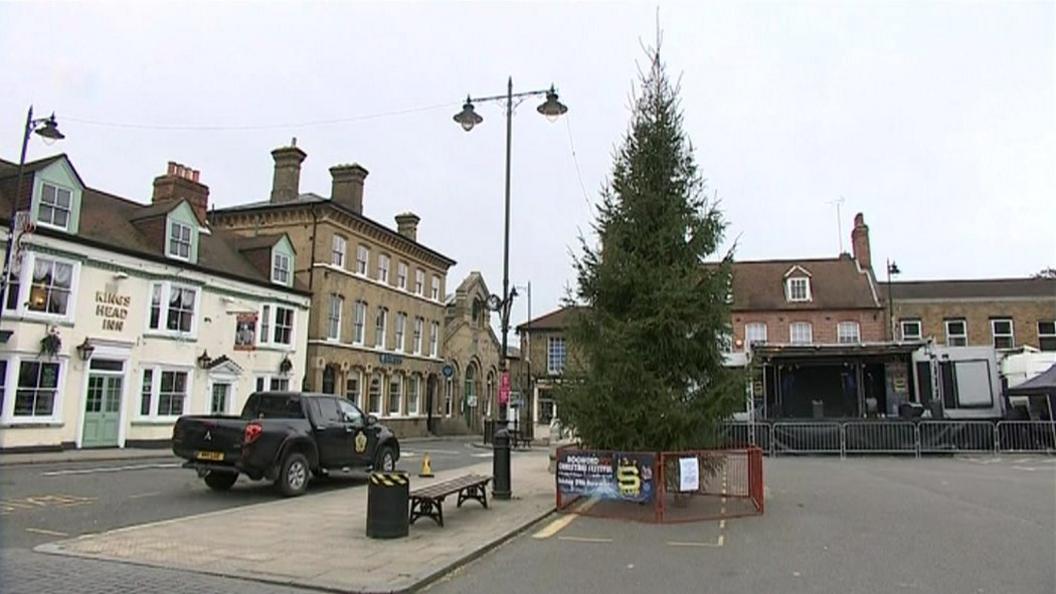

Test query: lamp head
[35,114,65,141]
[536,86,568,122]
[453,97,483,132]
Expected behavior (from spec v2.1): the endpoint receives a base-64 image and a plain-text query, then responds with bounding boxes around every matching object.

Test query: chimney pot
[851,212,871,270]
[270,144,308,203]
[395,212,420,242]
[329,163,369,214]
[153,161,210,223]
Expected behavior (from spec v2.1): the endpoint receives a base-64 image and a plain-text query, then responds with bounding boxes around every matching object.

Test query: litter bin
[366,471,409,539]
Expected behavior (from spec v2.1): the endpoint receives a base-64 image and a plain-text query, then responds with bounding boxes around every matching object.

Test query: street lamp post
[454,79,567,426]
[886,259,901,340]
[0,106,65,330]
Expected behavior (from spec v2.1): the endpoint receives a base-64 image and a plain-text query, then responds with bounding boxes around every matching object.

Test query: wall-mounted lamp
[76,338,95,361]
[197,350,213,369]
[279,356,293,376]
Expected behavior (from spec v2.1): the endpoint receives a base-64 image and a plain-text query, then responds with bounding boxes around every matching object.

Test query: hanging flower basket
[40,327,62,358]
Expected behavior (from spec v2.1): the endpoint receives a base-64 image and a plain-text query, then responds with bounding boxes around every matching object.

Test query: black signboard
[555,449,655,503]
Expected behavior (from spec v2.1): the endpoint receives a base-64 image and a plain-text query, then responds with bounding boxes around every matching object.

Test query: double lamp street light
[452,78,567,430]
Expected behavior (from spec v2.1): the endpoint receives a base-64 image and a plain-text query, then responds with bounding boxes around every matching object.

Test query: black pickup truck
[172,391,400,496]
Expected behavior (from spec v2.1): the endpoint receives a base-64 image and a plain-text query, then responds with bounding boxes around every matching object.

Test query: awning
[751,341,924,364]
[1008,363,1056,396]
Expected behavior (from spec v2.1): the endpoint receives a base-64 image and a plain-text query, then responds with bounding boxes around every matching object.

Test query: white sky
[3,1,1053,329]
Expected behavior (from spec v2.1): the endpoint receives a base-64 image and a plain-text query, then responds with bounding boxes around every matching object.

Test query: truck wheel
[374,445,396,472]
[277,452,310,497]
[203,471,238,491]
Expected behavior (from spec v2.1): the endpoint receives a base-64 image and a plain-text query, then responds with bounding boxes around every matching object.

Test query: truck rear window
[244,394,305,419]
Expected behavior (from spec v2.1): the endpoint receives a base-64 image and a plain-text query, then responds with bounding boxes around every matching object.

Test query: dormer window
[38,183,73,230]
[168,221,192,260]
[272,252,291,285]
[786,277,811,302]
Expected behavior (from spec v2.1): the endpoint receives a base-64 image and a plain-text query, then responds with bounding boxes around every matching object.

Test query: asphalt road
[0,436,489,550]
[425,455,1056,594]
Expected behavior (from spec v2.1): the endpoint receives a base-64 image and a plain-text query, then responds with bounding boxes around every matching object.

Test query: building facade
[211,143,456,437]
[886,278,1056,352]
[515,306,584,437]
[0,156,310,451]
[441,272,501,433]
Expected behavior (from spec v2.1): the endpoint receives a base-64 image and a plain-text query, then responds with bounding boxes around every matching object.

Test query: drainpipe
[308,205,319,291]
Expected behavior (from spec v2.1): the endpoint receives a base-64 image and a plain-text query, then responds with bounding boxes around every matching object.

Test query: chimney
[395,213,420,242]
[329,163,369,214]
[153,161,209,222]
[270,139,307,203]
[851,212,871,270]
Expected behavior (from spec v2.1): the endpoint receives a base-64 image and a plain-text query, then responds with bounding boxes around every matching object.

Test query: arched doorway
[465,362,479,431]
[426,374,439,434]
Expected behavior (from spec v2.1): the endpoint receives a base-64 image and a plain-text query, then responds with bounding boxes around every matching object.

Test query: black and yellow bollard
[366,471,410,539]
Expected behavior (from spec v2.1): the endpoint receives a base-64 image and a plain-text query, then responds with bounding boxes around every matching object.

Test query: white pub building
[0,154,310,451]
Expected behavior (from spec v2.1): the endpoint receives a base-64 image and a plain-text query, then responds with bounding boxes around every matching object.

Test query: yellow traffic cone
[419,452,434,478]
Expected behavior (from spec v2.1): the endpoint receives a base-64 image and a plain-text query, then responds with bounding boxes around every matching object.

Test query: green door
[83,374,122,448]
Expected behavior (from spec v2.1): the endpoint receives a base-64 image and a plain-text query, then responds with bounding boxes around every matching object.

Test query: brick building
[886,278,1056,351]
[211,142,457,437]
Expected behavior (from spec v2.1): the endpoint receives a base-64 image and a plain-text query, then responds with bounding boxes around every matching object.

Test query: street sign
[442,364,454,378]
[499,370,511,405]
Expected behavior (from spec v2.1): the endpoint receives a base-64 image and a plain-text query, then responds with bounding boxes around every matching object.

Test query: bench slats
[410,474,489,498]
[409,474,491,528]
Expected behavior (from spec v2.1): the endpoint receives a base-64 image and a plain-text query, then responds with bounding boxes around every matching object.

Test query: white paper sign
[679,457,700,492]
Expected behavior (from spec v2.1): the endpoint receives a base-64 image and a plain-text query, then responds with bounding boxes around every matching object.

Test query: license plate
[196,451,224,461]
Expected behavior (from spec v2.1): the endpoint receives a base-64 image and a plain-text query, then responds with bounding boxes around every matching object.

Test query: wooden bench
[409,474,491,527]
[508,429,532,449]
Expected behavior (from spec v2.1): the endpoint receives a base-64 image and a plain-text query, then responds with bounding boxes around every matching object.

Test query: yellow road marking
[667,536,724,548]
[558,536,613,543]
[25,527,69,537]
[533,497,598,539]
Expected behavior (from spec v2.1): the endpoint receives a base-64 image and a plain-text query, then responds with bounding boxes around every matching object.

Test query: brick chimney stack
[152,161,209,222]
[395,212,420,242]
[851,212,872,270]
[270,139,307,203]
[329,163,369,214]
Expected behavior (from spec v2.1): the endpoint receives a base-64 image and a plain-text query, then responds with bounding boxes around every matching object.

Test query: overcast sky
[3,1,1053,329]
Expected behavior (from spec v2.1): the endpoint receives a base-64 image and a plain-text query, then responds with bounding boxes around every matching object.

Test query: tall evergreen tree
[558,48,740,452]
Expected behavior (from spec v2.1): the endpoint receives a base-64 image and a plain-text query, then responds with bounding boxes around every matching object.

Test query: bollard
[366,471,410,539]
[493,427,511,500]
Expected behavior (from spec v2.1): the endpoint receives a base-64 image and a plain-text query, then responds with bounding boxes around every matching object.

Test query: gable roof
[886,278,1056,300]
[0,154,309,296]
[729,254,881,311]
[516,306,587,332]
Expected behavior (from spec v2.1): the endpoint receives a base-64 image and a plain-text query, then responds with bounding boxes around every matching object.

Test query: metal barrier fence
[996,421,1056,453]
[718,419,1056,456]
[844,422,918,456]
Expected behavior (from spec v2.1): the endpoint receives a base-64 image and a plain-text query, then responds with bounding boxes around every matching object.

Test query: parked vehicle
[172,391,400,496]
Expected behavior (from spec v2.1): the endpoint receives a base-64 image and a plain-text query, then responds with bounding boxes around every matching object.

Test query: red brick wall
[730,308,885,350]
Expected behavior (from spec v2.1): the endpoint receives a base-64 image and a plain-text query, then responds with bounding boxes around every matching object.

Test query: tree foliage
[556,48,741,452]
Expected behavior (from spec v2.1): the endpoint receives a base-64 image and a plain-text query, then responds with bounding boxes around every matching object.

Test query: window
[1039,321,1056,351]
[255,376,290,392]
[900,319,922,341]
[786,277,811,302]
[991,319,1014,350]
[444,377,453,416]
[837,322,861,344]
[337,399,363,425]
[353,300,367,344]
[375,307,388,348]
[168,221,192,260]
[331,235,347,267]
[327,294,343,341]
[547,336,567,375]
[272,252,291,285]
[745,323,767,347]
[368,373,383,414]
[415,270,425,295]
[939,359,994,409]
[790,322,813,345]
[211,383,231,414]
[322,365,337,394]
[429,321,439,357]
[0,360,6,415]
[356,245,369,275]
[388,375,402,415]
[148,282,198,334]
[407,376,419,415]
[945,320,967,347]
[27,256,74,315]
[14,361,60,418]
[394,312,406,352]
[413,317,423,354]
[259,304,295,346]
[345,373,361,409]
[377,254,390,283]
[38,183,72,230]
[139,368,189,418]
[397,262,408,290]
[431,276,440,301]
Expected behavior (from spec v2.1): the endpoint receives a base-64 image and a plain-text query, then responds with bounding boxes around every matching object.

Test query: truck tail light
[243,422,263,445]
